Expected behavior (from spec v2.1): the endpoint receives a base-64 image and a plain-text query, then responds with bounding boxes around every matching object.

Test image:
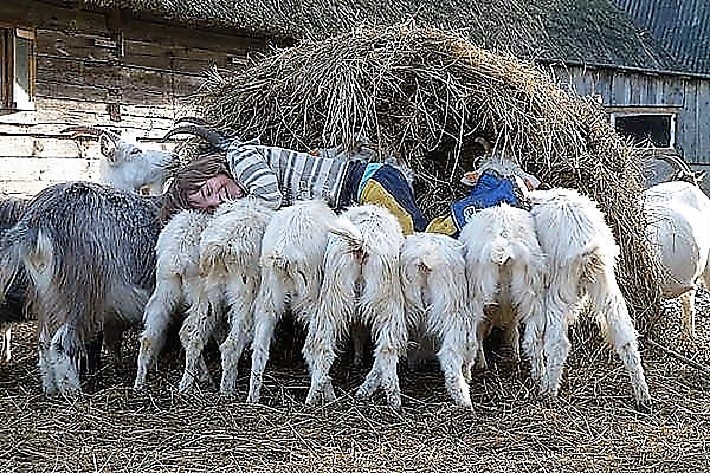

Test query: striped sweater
[224,140,356,208]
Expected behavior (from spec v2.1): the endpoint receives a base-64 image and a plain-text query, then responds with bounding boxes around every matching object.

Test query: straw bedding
[0,299,708,472]
[2,25,707,472]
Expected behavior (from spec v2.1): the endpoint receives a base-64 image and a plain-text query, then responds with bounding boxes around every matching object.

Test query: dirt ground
[1,294,708,473]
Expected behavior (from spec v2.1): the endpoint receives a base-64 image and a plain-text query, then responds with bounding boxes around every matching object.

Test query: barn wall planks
[0,0,264,196]
[553,65,710,164]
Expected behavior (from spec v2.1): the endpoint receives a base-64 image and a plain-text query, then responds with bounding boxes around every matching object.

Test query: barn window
[609,111,677,149]
[0,28,36,111]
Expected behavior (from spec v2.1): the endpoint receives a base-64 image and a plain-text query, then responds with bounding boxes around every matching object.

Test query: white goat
[247,200,362,404]
[643,180,710,338]
[134,209,212,390]
[459,204,546,383]
[180,198,273,394]
[528,188,651,406]
[400,233,477,408]
[303,205,406,409]
[64,126,179,195]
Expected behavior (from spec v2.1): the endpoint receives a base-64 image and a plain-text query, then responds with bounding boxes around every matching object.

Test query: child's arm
[225,142,283,209]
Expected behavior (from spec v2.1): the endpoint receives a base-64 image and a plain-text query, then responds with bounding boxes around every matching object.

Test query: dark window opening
[614,114,672,148]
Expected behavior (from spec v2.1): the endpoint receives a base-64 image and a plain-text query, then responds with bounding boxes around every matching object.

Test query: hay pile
[191,25,661,327]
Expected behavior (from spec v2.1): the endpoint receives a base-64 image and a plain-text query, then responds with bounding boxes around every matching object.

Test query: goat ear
[100,134,116,161]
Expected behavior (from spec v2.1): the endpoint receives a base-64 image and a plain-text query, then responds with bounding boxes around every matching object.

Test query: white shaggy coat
[528,188,650,405]
[181,198,273,394]
[304,205,406,409]
[247,200,362,404]
[644,181,710,338]
[400,232,477,408]
[134,210,211,390]
[459,204,546,383]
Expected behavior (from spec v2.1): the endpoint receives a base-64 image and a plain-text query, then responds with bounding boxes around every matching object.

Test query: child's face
[187,173,244,210]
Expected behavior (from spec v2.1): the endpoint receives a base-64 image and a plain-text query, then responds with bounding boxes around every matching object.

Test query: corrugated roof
[612,0,710,74]
[83,0,677,71]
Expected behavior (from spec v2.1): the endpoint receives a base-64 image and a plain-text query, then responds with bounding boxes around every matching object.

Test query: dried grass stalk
[188,25,661,329]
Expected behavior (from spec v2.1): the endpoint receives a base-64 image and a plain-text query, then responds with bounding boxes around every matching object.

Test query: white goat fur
[459,204,546,383]
[98,134,175,195]
[134,210,212,390]
[644,180,710,338]
[180,198,274,394]
[303,205,406,409]
[528,188,650,405]
[400,233,477,408]
[247,200,363,404]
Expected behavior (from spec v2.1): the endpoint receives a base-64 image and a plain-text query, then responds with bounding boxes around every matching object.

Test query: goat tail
[414,242,447,273]
[262,249,290,275]
[490,236,515,266]
[579,242,606,282]
[327,216,364,253]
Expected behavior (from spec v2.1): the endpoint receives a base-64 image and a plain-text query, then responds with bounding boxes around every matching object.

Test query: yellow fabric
[360,180,414,235]
[425,214,458,236]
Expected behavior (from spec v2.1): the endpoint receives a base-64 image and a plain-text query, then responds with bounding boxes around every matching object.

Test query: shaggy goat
[458,204,546,383]
[643,180,710,338]
[134,209,212,391]
[302,205,406,409]
[528,188,651,407]
[0,182,161,395]
[247,200,362,404]
[180,198,274,394]
[0,196,30,362]
[400,232,478,408]
[64,126,180,195]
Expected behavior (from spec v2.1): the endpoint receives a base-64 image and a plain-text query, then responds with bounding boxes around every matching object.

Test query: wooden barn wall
[0,2,264,196]
[550,65,710,166]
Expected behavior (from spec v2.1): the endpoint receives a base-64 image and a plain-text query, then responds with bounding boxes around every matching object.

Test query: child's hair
[160,151,231,223]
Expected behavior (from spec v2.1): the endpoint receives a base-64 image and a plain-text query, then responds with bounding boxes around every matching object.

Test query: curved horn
[161,125,225,147]
[176,116,209,126]
[61,126,121,142]
[659,152,693,175]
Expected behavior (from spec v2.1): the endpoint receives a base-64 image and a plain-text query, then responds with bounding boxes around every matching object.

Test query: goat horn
[657,151,692,175]
[161,125,225,147]
[176,116,209,126]
[61,126,121,142]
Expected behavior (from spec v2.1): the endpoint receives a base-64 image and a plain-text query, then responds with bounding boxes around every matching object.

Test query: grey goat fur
[0,197,30,324]
[0,182,162,395]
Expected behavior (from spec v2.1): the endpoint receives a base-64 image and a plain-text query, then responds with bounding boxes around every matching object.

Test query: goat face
[101,134,143,165]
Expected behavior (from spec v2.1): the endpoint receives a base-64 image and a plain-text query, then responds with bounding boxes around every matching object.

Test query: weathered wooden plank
[0,136,83,158]
[595,69,615,105]
[36,81,117,102]
[662,76,685,107]
[121,20,264,54]
[680,79,698,162]
[0,157,101,185]
[37,56,122,89]
[37,29,119,62]
[694,79,710,163]
[0,180,55,197]
[0,1,110,35]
